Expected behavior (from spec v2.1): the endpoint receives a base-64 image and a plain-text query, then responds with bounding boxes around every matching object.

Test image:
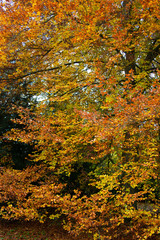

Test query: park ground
[0,219,90,240]
[0,218,159,240]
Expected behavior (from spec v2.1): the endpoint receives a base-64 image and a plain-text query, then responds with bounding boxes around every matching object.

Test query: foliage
[0,0,160,239]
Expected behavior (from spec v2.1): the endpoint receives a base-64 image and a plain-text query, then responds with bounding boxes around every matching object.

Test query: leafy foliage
[0,0,160,239]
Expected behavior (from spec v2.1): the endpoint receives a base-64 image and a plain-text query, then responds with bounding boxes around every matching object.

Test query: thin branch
[1,60,107,81]
[145,43,160,63]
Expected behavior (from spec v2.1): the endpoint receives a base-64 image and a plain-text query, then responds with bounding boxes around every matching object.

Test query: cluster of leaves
[0,0,160,239]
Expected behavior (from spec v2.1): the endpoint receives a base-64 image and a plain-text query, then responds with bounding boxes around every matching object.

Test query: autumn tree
[0,0,160,239]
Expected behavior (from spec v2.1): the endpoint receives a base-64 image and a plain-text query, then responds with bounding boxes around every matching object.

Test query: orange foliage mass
[0,0,160,239]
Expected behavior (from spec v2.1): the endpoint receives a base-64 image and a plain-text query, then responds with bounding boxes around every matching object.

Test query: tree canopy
[0,0,160,239]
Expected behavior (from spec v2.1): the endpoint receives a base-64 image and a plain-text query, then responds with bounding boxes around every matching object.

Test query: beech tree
[0,0,160,239]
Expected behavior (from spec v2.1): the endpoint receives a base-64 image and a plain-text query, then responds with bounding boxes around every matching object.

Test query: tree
[0,0,159,239]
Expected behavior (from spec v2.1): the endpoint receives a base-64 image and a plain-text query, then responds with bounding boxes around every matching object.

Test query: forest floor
[0,219,91,240]
[0,218,159,240]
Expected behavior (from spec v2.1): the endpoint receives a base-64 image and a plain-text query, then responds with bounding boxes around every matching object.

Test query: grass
[0,219,91,240]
